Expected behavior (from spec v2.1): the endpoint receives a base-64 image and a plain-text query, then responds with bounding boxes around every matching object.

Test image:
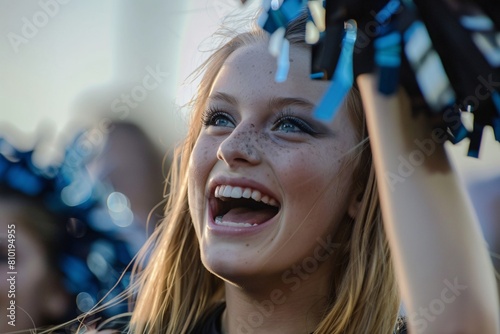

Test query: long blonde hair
[129,14,400,334]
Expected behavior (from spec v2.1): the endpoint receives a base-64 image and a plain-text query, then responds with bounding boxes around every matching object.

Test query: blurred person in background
[0,131,143,333]
[82,121,166,236]
[0,189,71,333]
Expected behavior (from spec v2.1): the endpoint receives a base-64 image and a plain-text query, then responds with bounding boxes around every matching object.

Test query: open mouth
[212,185,280,228]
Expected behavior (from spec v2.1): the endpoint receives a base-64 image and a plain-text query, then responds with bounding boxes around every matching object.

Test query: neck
[221,270,332,334]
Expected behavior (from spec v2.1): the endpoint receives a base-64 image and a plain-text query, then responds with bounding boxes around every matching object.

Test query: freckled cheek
[190,138,219,178]
[273,148,344,192]
[271,151,317,191]
[188,139,218,217]
[188,179,207,241]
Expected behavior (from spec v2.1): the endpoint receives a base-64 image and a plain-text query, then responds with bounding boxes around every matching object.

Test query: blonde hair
[129,14,400,334]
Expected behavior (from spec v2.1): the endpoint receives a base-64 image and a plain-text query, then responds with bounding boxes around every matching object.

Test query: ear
[347,188,363,219]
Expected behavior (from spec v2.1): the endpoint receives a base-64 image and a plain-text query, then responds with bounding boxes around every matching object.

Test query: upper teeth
[215,185,279,207]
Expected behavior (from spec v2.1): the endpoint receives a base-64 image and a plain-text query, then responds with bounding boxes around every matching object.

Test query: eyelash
[271,110,317,135]
[201,108,233,127]
[201,107,317,135]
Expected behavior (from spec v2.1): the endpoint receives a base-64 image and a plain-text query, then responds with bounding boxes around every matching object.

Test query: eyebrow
[208,92,316,112]
[267,96,316,112]
[207,92,238,105]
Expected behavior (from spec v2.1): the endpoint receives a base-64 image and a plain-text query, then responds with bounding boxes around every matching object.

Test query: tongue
[221,207,277,226]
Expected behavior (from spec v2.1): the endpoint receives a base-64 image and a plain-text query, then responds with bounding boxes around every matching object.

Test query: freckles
[256,131,284,157]
[245,144,253,156]
[259,132,270,143]
[232,130,271,156]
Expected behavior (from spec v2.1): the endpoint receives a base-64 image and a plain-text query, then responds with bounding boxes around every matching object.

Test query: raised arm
[357,74,499,334]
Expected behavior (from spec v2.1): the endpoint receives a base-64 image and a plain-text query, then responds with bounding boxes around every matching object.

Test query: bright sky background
[0,0,261,149]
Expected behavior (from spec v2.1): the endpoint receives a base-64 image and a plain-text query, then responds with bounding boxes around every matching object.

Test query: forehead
[209,40,330,105]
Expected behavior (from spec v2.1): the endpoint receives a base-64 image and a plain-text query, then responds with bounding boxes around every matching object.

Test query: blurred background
[0,0,499,330]
[0,0,260,153]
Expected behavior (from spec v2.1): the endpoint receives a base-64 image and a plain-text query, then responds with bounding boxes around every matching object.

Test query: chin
[200,244,268,283]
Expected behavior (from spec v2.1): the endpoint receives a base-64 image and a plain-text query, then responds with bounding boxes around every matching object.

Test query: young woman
[104,12,499,334]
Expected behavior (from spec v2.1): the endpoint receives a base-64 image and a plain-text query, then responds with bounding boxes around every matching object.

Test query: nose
[217,124,262,167]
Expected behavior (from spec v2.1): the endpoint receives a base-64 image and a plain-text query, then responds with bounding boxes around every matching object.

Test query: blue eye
[212,115,232,127]
[202,109,235,128]
[275,118,302,133]
[272,113,317,135]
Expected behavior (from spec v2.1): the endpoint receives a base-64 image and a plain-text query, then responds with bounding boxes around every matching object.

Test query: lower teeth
[215,216,257,227]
